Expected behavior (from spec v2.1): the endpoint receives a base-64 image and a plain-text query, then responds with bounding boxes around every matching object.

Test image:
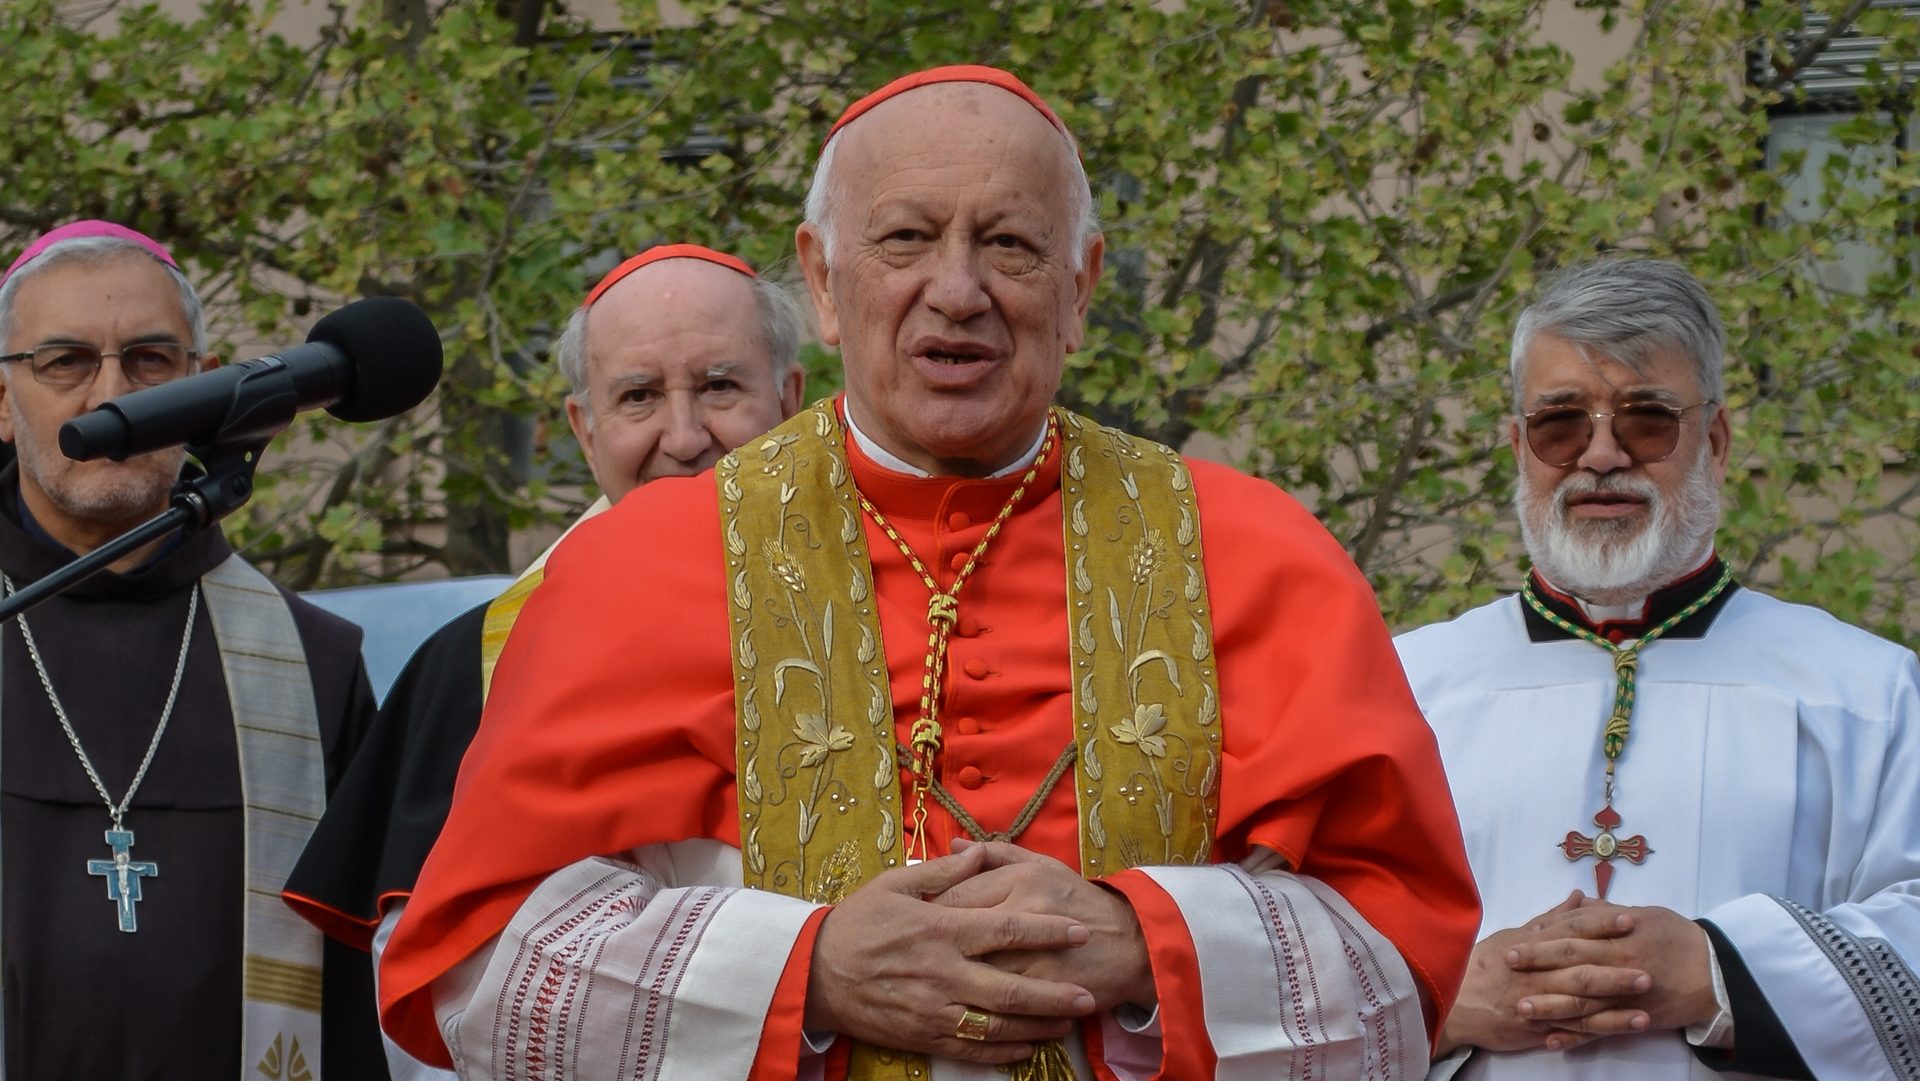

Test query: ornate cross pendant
[1558,803,1650,900]
[86,828,159,932]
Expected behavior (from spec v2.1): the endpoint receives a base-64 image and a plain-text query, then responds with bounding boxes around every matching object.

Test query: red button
[947,511,972,530]
[954,716,980,736]
[963,658,990,680]
[957,617,985,637]
[956,766,985,789]
[948,551,969,571]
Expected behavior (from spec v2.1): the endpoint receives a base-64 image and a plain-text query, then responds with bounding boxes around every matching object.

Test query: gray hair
[0,235,208,355]
[803,106,1100,272]
[554,271,807,406]
[1509,258,1726,413]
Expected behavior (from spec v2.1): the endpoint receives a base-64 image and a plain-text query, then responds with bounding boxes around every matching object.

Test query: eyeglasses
[0,342,198,390]
[1521,400,1714,467]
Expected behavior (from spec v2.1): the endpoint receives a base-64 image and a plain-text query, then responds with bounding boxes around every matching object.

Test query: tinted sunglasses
[1521,400,1713,467]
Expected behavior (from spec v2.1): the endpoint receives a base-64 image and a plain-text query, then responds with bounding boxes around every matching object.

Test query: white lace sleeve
[1136,860,1430,1080]
[430,851,821,1080]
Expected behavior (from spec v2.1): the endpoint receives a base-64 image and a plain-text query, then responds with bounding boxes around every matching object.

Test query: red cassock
[379,425,1479,1074]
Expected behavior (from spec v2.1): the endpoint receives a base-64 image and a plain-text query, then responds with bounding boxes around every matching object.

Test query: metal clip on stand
[0,440,266,627]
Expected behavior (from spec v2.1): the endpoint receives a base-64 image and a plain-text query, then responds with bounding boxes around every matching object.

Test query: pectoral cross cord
[1522,566,1732,899]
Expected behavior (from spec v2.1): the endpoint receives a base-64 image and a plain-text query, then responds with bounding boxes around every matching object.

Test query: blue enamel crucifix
[86,828,158,932]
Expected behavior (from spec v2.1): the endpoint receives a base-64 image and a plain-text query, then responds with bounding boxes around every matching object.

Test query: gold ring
[954,1007,993,1041]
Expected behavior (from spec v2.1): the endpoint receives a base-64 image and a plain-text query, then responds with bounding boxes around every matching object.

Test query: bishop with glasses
[0,221,388,1080]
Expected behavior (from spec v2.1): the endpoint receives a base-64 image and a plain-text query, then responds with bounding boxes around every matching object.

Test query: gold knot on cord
[927,594,959,627]
[1603,712,1632,758]
[909,718,943,756]
[1604,647,1639,758]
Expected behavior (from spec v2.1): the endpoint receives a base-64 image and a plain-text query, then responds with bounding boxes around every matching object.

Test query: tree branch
[1759,0,1876,95]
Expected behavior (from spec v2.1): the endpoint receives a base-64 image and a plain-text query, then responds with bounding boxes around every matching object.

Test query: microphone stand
[0,440,267,625]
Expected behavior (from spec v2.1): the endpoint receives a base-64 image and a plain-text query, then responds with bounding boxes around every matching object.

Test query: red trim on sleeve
[373,888,413,920]
[1098,870,1214,1080]
[280,888,379,953]
[749,905,833,1081]
[1081,1017,1121,1081]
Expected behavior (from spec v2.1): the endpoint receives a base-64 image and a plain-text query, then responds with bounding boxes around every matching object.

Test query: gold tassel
[1005,1039,1075,1080]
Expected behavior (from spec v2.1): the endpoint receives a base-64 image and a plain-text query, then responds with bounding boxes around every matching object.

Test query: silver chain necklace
[3,573,198,932]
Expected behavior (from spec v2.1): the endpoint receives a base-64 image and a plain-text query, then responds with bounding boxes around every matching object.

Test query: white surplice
[426,841,1427,1080]
[1397,587,1920,1081]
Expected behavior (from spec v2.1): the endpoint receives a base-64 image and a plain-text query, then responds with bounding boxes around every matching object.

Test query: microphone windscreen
[308,296,444,422]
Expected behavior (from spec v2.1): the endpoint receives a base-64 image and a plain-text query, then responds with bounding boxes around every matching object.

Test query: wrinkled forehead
[837,82,1090,214]
[1522,332,1706,403]
[8,251,191,328]
[586,262,770,369]
[835,81,1076,182]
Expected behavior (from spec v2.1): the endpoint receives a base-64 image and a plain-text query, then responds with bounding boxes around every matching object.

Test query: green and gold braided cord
[1521,565,1734,767]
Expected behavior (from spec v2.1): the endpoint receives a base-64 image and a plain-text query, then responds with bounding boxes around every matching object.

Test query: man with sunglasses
[1398,258,1920,1081]
[0,220,388,1079]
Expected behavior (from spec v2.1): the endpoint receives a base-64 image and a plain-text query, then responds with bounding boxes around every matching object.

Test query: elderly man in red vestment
[379,66,1480,1080]
[282,243,807,1081]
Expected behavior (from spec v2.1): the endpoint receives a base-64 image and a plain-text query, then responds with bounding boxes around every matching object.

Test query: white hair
[1510,258,1726,415]
[802,106,1099,271]
[552,272,806,420]
[0,235,208,354]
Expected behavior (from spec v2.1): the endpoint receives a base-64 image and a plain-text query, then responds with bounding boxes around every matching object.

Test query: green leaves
[4,0,1914,642]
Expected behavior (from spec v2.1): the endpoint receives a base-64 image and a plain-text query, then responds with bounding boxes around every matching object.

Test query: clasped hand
[802,840,1152,1063]
[1439,891,1720,1057]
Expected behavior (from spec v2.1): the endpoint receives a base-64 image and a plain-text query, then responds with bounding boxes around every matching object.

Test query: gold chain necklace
[856,411,1058,862]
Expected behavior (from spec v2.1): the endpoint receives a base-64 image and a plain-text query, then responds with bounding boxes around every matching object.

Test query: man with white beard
[1397,258,1920,1081]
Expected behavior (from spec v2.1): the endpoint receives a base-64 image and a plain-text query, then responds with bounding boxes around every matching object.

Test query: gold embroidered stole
[1057,410,1221,873]
[720,403,1221,1079]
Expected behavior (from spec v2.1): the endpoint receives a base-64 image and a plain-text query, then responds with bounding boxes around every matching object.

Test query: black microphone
[59,296,444,462]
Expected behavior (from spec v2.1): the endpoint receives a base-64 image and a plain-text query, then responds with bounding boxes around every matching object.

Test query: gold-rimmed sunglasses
[1521,400,1713,467]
